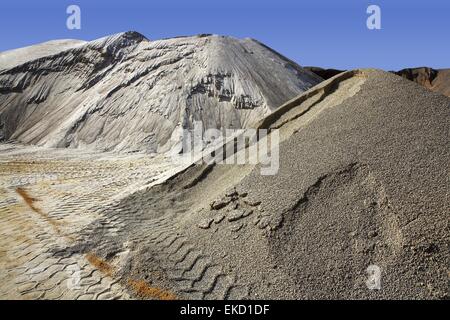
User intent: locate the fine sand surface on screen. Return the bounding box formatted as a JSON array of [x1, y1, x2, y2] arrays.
[[1, 69, 447, 299]]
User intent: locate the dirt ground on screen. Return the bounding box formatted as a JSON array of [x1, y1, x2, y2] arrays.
[[0, 143, 177, 299]]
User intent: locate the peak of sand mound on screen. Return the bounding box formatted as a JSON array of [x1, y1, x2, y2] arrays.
[[0, 33, 321, 152], [87, 69, 449, 299]]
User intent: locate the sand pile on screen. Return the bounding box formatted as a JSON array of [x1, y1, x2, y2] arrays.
[[0, 32, 321, 153], [76, 69, 449, 299]]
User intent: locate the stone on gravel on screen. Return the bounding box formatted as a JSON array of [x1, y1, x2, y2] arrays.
[[227, 210, 245, 222], [198, 218, 214, 229], [244, 199, 261, 207]]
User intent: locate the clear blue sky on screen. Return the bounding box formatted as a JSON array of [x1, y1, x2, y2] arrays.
[[0, 0, 448, 70]]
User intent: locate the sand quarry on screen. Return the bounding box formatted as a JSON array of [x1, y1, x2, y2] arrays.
[[0, 33, 448, 300]]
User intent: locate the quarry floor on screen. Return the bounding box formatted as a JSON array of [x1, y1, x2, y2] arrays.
[[0, 143, 177, 300]]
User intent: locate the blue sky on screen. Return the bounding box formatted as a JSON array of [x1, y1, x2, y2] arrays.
[[0, 0, 449, 70]]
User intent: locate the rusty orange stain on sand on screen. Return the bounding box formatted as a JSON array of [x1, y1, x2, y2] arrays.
[[84, 253, 176, 300], [15, 187, 64, 234], [128, 279, 177, 300], [85, 252, 114, 276]]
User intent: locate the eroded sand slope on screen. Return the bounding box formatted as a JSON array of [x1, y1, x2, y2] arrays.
[[0, 32, 321, 152]]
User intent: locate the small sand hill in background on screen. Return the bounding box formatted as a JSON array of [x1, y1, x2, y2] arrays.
[[305, 66, 450, 98]]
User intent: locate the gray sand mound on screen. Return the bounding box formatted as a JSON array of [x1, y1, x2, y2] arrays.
[[0, 32, 321, 152], [74, 69, 449, 299]]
